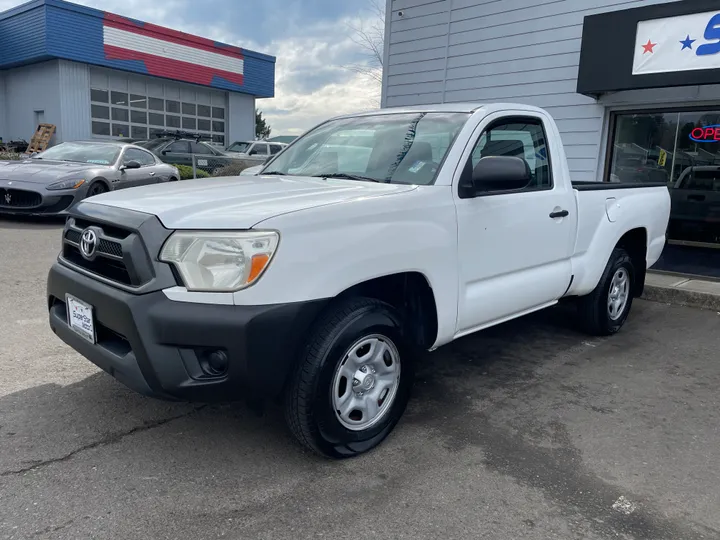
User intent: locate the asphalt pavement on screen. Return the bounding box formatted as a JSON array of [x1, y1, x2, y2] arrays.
[[1, 217, 719, 540]]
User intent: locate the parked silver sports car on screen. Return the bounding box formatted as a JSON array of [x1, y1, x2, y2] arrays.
[[0, 141, 180, 216]]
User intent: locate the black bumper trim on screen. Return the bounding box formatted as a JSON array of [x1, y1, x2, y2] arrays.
[[48, 262, 327, 401]]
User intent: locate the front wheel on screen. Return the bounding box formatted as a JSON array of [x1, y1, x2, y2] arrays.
[[284, 297, 414, 458], [576, 247, 636, 336], [85, 181, 108, 198]]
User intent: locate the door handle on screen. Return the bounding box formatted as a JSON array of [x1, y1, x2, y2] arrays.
[[687, 194, 705, 202], [549, 210, 569, 218]]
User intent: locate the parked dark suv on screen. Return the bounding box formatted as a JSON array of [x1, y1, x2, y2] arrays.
[[136, 132, 228, 169]]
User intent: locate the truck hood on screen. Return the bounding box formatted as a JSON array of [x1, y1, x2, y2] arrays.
[[87, 174, 417, 229], [0, 159, 108, 184]]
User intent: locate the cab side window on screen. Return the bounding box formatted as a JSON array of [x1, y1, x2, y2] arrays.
[[469, 117, 553, 192], [166, 141, 190, 154], [250, 143, 269, 156], [191, 142, 214, 155]]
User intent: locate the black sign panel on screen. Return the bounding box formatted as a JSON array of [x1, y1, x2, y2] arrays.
[[577, 0, 720, 96]]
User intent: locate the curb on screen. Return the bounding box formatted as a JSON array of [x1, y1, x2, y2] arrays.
[[642, 273, 720, 312]]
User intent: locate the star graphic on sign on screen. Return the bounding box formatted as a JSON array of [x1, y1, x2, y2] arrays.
[[642, 39, 657, 54], [680, 35, 696, 50]]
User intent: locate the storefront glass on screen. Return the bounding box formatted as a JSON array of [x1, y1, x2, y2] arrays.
[[609, 110, 720, 278]]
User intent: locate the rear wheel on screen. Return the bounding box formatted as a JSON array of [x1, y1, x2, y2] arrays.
[[284, 297, 414, 458], [577, 247, 635, 336]]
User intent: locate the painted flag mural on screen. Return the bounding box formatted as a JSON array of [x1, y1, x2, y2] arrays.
[[102, 14, 245, 88], [633, 10, 720, 75]]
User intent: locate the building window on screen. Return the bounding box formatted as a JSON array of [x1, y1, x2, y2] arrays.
[[111, 91, 128, 106], [90, 86, 226, 142], [609, 110, 720, 249], [92, 121, 110, 136], [149, 97, 164, 111], [165, 100, 180, 114], [91, 89, 109, 103], [130, 95, 147, 109], [112, 108, 129, 122], [112, 123, 130, 137], [91, 105, 109, 120]]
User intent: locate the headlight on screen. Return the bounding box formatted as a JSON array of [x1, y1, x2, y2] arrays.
[[159, 231, 279, 292], [47, 179, 85, 191]]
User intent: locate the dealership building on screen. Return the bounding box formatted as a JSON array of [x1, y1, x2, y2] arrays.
[[0, 0, 275, 147], [383, 0, 720, 279]]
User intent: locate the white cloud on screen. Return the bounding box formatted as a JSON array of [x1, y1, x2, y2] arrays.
[[0, 0, 383, 136]]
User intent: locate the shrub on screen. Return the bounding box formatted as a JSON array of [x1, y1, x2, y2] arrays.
[[211, 160, 256, 177], [0, 152, 23, 161], [175, 164, 210, 180]]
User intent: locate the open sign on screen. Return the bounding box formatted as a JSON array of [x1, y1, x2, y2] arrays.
[[689, 125, 720, 143]]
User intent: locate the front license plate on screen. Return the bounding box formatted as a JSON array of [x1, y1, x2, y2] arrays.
[[66, 294, 95, 343]]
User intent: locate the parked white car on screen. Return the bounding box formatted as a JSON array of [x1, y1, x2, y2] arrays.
[[224, 140, 286, 161], [47, 103, 670, 458]]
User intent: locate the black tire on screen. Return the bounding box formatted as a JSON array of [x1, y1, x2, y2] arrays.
[[86, 181, 108, 198], [284, 297, 414, 459], [169, 177, 178, 182], [577, 247, 636, 336]]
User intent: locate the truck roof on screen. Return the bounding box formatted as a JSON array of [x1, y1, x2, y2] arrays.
[[332, 102, 548, 120]]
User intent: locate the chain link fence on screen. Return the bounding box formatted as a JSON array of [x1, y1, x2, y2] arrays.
[[176, 155, 266, 180]]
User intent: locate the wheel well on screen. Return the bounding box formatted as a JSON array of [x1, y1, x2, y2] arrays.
[[616, 228, 647, 297], [89, 177, 110, 190], [338, 272, 439, 350]]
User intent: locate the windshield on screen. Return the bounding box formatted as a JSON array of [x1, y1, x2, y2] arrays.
[[261, 112, 470, 185], [34, 142, 121, 165], [227, 142, 251, 153]]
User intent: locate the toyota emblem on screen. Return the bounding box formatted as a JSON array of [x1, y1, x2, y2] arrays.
[[4, 193, 10, 204], [80, 229, 98, 259]]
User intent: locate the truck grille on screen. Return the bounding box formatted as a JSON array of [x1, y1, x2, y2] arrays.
[[0, 188, 42, 208], [62, 218, 151, 287]]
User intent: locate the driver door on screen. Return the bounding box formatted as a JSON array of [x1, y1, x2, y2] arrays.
[[453, 111, 576, 335]]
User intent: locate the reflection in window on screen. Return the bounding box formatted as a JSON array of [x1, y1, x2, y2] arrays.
[[611, 111, 720, 246]]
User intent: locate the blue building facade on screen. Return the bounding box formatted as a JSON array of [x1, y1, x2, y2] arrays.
[[0, 0, 276, 145]]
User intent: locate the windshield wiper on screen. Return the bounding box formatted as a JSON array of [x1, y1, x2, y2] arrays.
[[261, 171, 287, 175], [314, 173, 381, 183]]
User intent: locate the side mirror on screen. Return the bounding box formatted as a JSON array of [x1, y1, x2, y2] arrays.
[[161, 149, 169, 155], [468, 156, 531, 194], [121, 160, 141, 170]]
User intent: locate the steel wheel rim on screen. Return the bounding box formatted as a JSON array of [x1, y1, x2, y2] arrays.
[[607, 268, 630, 321], [331, 334, 401, 431]]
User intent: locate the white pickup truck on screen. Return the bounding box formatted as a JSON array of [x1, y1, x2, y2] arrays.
[[47, 103, 670, 458]]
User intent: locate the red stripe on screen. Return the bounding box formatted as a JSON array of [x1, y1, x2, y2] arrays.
[[104, 45, 244, 86], [103, 13, 244, 60]]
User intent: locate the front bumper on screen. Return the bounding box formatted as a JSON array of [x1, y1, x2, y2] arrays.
[[47, 262, 326, 401], [0, 181, 81, 215]]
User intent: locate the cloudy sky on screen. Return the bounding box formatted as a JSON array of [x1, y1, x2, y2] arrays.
[[0, 0, 385, 135]]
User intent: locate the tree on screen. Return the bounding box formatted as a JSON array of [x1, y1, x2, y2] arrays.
[[346, 0, 385, 106], [256, 110, 271, 139]]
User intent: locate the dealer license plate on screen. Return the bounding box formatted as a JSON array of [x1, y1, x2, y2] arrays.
[[66, 294, 95, 343]]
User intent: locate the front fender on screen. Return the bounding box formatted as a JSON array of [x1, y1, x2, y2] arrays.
[[233, 186, 460, 347]]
